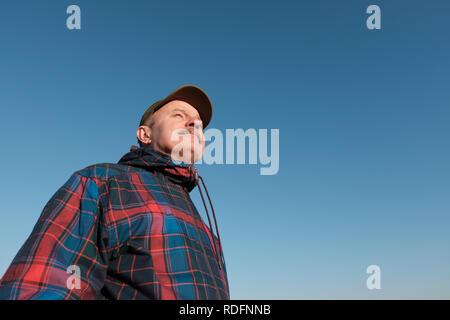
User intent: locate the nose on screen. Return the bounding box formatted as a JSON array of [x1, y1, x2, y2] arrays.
[[187, 118, 203, 132]]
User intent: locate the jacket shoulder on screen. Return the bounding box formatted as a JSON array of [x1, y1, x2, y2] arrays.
[[74, 162, 135, 181]]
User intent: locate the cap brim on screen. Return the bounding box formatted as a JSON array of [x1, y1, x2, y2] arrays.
[[163, 85, 213, 128]]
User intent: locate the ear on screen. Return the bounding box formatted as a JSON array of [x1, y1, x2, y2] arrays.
[[136, 125, 152, 145]]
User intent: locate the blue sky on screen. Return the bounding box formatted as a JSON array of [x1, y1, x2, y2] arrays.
[[0, 0, 449, 299]]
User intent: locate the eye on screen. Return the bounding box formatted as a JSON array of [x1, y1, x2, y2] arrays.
[[174, 113, 183, 118]]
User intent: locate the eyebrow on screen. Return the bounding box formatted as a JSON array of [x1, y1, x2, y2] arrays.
[[171, 108, 201, 120]]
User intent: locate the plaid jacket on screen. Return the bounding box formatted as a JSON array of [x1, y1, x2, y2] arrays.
[[0, 146, 230, 300]]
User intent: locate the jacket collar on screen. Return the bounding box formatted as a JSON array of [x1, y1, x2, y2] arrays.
[[117, 145, 199, 192]]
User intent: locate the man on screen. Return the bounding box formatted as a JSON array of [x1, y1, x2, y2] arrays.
[[0, 85, 230, 300]]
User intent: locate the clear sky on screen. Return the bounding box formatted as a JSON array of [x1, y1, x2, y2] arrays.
[[0, 0, 449, 299]]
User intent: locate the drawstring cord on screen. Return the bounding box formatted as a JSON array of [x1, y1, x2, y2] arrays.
[[191, 167, 224, 270]]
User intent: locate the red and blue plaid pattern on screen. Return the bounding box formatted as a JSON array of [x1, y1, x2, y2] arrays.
[[0, 146, 230, 299]]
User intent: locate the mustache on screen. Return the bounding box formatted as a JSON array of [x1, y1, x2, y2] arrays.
[[177, 129, 203, 143]]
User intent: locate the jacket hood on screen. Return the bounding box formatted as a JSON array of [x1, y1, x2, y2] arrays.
[[117, 145, 199, 192]]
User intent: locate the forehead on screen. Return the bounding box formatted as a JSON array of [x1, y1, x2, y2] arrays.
[[159, 100, 200, 116]]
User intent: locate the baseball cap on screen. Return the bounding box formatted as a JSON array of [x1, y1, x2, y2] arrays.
[[139, 85, 213, 128]]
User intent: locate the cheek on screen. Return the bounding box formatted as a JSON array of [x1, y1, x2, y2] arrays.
[[162, 126, 183, 147]]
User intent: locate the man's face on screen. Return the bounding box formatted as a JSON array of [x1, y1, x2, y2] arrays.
[[138, 100, 205, 164]]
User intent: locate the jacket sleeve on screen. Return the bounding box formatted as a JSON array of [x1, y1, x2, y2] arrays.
[[0, 172, 110, 300]]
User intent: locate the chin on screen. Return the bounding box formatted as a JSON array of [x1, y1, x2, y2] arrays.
[[170, 142, 204, 164], [191, 152, 204, 164], [185, 146, 204, 164]]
